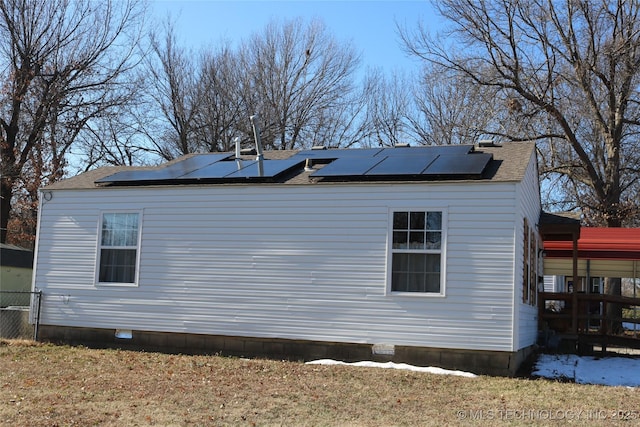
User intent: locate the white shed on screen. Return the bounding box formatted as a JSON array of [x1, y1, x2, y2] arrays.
[[32, 142, 542, 375]]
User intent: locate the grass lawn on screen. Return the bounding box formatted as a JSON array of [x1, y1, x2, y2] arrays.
[[0, 340, 638, 426]]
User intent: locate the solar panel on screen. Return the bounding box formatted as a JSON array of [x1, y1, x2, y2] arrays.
[[365, 154, 437, 176], [422, 153, 493, 176], [178, 159, 256, 180], [310, 156, 384, 178], [95, 153, 232, 184], [96, 145, 494, 186], [377, 145, 473, 157], [294, 148, 383, 160], [167, 153, 233, 175], [225, 158, 305, 179]]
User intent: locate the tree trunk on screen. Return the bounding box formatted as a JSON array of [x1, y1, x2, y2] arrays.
[[0, 178, 13, 243], [604, 277, 623, 334], [603, 199, 623, 335]]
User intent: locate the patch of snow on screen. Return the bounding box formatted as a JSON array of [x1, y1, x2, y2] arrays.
[[533, 354, 640, 387], [305, 359, 477, 378], [307, 355, 640, 387]]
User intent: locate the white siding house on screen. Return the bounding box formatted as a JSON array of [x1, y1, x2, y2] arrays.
[[32, 142, 541, 375]]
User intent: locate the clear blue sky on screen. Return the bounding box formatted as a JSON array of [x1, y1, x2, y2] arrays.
[[149, 1, 439, 75]]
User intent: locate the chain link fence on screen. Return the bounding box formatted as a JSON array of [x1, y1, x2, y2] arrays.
[[0, 291, 42, 340]]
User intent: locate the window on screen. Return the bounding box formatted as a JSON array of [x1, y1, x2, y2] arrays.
[[97, 212, 141, 285], [523, 218, 529, 303], [390, 210, 443, 294], [522, 217, 539, 305]]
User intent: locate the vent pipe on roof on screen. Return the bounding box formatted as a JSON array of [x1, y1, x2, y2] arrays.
[[249, 115, 264, 162], [234, 137, 241, 159], [249, 114, 264, 176], [304, 158, 314, 171], [234, 136, 243, 170], [478, 139, 501, 147]]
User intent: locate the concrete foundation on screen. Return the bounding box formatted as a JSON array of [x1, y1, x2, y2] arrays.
[[38, 325, 532, 376]]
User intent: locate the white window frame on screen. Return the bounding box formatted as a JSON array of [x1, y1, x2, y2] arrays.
[[95, 210, 142, 287], [386, 208, 447, 297]]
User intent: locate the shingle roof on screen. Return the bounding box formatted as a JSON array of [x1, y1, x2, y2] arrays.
[[44, 142, 536, 190]]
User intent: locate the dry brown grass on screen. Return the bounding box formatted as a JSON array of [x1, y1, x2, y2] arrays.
[[0, 339, 638, 426]]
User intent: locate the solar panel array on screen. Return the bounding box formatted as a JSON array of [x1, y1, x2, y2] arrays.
[[95, 144, 494, 186], [96, 154, 306, 185], [306, 145, 493, 180]]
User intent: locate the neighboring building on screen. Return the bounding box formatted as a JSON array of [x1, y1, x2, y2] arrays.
[[32, 142, 542, 376], [0, 244, 34, 338], [544, 228, 640, 288], [544, 226, 640, 321], [0, 243, 34, 306]]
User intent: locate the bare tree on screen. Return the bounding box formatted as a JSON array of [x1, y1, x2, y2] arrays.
[[143, 18, 362, 155], [361, 64, 505, 148], [410, 64, 502, 146], [303, 86, 369, 149], [0, 0, 144, 243], [402, 0, 640, 331], [402, 0, 640, 228], [144, 21, 202, 160], [361, 69, 412, 147], [71, 108, 153, 171], [196, 46, 248, 152], [238, 18, 361, 150]]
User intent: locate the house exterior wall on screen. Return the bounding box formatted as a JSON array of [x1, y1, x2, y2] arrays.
[[34, 179, 524, 353], [514, 150, 542, 350]]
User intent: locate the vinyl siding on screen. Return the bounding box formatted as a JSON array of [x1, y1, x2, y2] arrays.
[[34, 180, 521, 352], [514, 150, 542, 350]]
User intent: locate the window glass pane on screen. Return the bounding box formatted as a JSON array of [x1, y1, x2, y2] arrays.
[[393, 231, 408, 249], [124, 226, 138, 246], [427, 212, 442, 230], [392, 253, 409, 271], [409, 231, 425, 249], [425, 254, 441, 273], [425, 273, 441, 292], [101, 213, 113, 245], [392, 272, 407, 292], [409, 212, 425, 230], [406, 273, 424, 292], [99, 249, 136, 283], [101, 229, 112, 246], [393, 211, 408, 230], [123, 213, 139, 246], [101, 213, 139, 247], [426, 232, 441, 249], [407, 253, 426, 273], [113, 228, 128, 246], [391, 253, 441, 293]]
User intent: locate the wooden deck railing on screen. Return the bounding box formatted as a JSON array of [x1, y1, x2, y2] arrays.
[[538, 291, 640, 352]]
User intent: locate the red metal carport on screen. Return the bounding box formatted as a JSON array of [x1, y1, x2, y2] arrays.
[[540, 225, 640, 351], [544, 228, 640, 280]]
